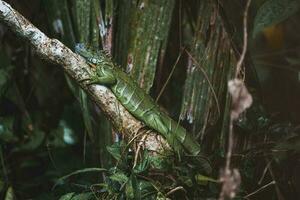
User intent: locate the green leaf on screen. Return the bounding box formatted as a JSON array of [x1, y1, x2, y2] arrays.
[[109, 171, 128, 184], [138, 180, 156, 198], [178, 176, 193, 187], [194, 174, 218, 186], [58, 193, 75, 200], [156, 192, 170, 200], [15, 130, 45, 151], [58, 192, 94, 200], [78, 90, 94, 141], [125, 175, 135, 199], [107, 141, 125, 161], [53, 168, 107, 189], [133, 151, 150, 174], [253, 0, 300, 37], [4, 187, 15, 200], [149, 154, 172, 170], [70, 192, 94, 200], [132, 175, 141, 199], [196, 156, 212, 174]]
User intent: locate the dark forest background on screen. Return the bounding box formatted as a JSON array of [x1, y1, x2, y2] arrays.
[[0, 0, 300, 199]]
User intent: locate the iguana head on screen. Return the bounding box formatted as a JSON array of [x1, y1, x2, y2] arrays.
[[75, 43, 100, 67], [75, 43, 110, 67]]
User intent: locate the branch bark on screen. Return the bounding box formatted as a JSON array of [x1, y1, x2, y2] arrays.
[[0, 0, 168, 153]]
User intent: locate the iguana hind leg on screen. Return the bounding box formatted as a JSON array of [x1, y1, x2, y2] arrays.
[[150, 113, 181, 153]]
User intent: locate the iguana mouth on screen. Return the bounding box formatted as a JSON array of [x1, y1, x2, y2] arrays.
[[88, 63, 97, 69], [75, 43, 97, 69]]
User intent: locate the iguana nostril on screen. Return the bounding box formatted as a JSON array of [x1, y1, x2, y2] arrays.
[[75, 43, 85, 53]]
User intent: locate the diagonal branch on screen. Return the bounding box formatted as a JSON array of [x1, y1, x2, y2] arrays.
[[0, 0, 168, 152]]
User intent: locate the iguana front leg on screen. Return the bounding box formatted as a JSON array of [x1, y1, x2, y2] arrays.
[[80, 67, 116, 86]]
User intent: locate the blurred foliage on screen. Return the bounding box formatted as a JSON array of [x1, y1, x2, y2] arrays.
[[0, 0, 300, 199], [253, 0, 300, 37]]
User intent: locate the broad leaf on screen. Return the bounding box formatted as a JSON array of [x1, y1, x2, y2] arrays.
[[14, 130, 45, 152], [107, 141, 126, 161], [58, 193, 75, 200], [195, 174, 218, 186], [133, 151, 150, 174], [53, 168, 107, 189], [109, 171, 128, 184], [4, 187, 15, 200], [125, 175, 135, 199], [253, 0, 300, 37], [58, 192, 94, 200]]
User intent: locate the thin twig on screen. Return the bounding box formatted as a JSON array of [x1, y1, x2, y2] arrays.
[[0, 146, 8, 182], [156, 49, 183, 102], [258, 160, 272, 185], [266, 158, 285, 200], [83, 129, 87, 164], [166, 186, 186, 196], [46, 143, 59, 171], [235, 0, 251, 78], [133, 134, 148, 168], [244, 181, 276, 199], [226, 0, 251, 177], [219, 1, 252, 199], [225, 117, 234, 170]]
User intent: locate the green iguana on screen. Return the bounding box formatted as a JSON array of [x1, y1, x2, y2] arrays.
[[75, 44, 200, 155]]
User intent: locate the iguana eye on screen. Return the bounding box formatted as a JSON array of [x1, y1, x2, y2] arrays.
[[90, 58, 97, 64]]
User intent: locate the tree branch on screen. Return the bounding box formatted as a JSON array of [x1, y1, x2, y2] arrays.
[[0, 0, 168, 152]]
